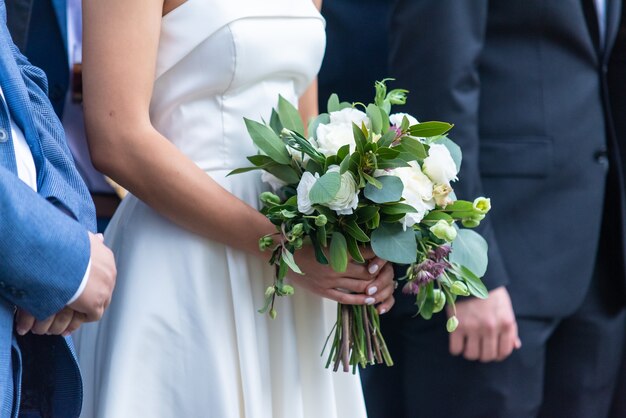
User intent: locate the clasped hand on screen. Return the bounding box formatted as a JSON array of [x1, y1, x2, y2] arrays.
[[290, 246, 395, 314]]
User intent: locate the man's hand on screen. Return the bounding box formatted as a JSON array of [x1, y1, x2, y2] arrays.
[[448, 286, 521, 362], [15, 307, 87, 337], [68, 232, 116, 322]]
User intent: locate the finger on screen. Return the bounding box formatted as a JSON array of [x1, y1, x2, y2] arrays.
[[366, 257, 388, 276], [31, 315, 56, 335], [331, 277, 373, 294], [358, 247, 376, 260], [376, 295, 395, 315], [15, 310, 36, 336], [62, 312, 88, 337], [479, 331, 499, 362], [515, 337, 522, 349], [449, 330, 465, 356], [343, 262, 373, 280], [496, 330, 516, 361], [324, 288, 378, 305], [365, 264, 394, 298], [47, 308, 75, 335], [463, 334, 481, 361], [96, 233, 104, 241]]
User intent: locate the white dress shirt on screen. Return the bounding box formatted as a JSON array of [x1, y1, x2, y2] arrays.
[[594, 0, 607, 48], [0, 85, 90, 305]]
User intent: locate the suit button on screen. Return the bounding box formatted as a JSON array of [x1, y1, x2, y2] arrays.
[[0, 128, 8, 142], [594, 149, 609, 164]]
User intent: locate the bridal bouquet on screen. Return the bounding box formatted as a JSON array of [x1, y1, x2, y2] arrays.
[[230, 80, 490, 372]]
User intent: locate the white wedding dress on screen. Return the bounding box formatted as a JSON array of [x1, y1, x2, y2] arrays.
[[74, 1, 367, 417]]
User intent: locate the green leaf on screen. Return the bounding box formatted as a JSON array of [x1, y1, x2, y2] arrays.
[[308, 113, 330, 141], [376, 147, 400, 160], [376, 158, 411, 170], [434, 137, 462, 172], [364, 175, 404, 203], [370, 222, 417, 264], [408, 121, 453, 138], [380, 203, 417, 215], [269, 109, 283, 135], [282, 248, 303, 274], [310, 232, 329, 264], [316, 223, 328, 248], [353, 123, 367, 155], [337, 144, 351, 161], [454, 263, 488, 299], [244, 118, 291, 164], [450, 229, 489, 277], [422, 211, 454, 223], [443, 200, 474, 212], [346, 234, 365, 263], [264, 165, 301, 185], [419, 282, 435, 320], [377, 130, 397, 148], [248, 154, 276, 166], [309, 171, 341, 204], [330, 232, 349, 272], [278, 95, 305, 135], [343, 219, 370, 242], [399, 136, 427, 160], [227, 166, 264, 176], [367, 104, 383, 134], [327, 94, 341, 113], [356, 206, 379, 223], [361, 171, 382, 189], [339, 151, 352, 174]]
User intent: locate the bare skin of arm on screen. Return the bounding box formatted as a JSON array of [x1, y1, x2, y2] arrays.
[[80, 0, 395, 311]]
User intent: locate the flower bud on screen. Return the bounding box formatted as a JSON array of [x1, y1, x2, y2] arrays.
[[269, 308, 277, 320], [260, 191, 281, 205], [432, 289, 446, 313], [258, 236, 274, 251], [462, 218, 481, 228], [447, 316, 459, 333], [282, 284, 295, 296], [315, 214, 328, 226], [265, 286, 276, 298], [291, 223, 304, 236], [430, 220, 457, 242], [293, 238, 303, 249], [387, 89, 408, 105], [450, 281, 470, 296], [433, 184, 453, 207], [473, 197, 491, 214]]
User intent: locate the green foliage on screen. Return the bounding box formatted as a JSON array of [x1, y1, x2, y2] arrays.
[[330, 232, 349, 272], [364, 175, 404, 204], [278, 95, 305, 135], [244, 118, 291, 164], [309, 171, 341, 204], [371, 222, 417, 264], [450, 229, 489, 277]]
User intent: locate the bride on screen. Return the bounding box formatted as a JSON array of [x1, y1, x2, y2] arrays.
[[74, 0, 396, 416]]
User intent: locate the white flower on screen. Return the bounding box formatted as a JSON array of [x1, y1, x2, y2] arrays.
[[387, 161, 435, 229], [422, 144, 458, 185], [296, 171, 318, 215], [261, 171, 287, 192], [315, 108, 370, 156], [389, 112, 419, 128], [326, 165, 359, 215]]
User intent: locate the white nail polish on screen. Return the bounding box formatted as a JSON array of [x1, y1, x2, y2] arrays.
[[367, 286, 378, 296], [380, 309, 387, 315], [368, 264, 379, 274], [365, 297, 375, 305]]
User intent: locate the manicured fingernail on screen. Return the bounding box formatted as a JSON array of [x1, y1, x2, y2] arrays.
[[367, 286, 378, 296], [62, 331, 71, 337], [379, 308, 387, 315], [368, 264, 379, 274], [16, 328, 26, 336], [365, 297, 375, 305]]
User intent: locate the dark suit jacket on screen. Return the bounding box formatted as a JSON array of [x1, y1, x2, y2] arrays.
[[6, 0, 69, 118], [389, 0, 626, 317]]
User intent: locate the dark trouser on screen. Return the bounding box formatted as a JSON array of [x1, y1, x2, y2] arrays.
[[362, 255, 626, 418]]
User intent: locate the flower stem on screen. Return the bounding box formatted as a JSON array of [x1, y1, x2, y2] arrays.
[[341, 304, 351, 372]]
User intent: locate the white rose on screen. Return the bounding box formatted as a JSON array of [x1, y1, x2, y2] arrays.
[[389, 161, 435, 229], [325, 165, 359, 215], [296, 171, 318, 215], [389, 112, 419, 128], [315, 108, 370, 156], [261, 171, 287, 192], [422, 143, 458, 185]]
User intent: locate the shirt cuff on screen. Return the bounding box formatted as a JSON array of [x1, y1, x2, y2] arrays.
[[67, 257, 91, 305]]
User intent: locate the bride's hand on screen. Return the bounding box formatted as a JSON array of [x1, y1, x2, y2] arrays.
[[289, 246, 396, 314]]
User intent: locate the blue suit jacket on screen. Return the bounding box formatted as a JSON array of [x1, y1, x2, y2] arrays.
[[0, 0, 94, 416]]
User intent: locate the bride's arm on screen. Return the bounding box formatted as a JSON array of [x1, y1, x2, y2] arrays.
[[82, 0, 395, 310]]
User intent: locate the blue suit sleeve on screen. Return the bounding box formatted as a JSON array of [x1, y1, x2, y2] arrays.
[[389, 0, 509, 290]]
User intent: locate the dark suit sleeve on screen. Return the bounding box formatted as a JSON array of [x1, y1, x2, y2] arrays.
[[389, 0, 509, 289]]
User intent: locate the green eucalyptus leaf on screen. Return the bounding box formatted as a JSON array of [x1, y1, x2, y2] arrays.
[[370, 222, 417, 264], [278, 95, 305, 135], [450, 229, 489, 277], [330, 232, 349, 272], [309, 171, 341, 204], [364, 175, 404, 203], [244, 118, 291, 164], [308, 113, 330, 141], [409, 121, 453, 138], [327, 94, 341, 113], [356, 206, 379, 223], [380, 203, 417, 215]]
